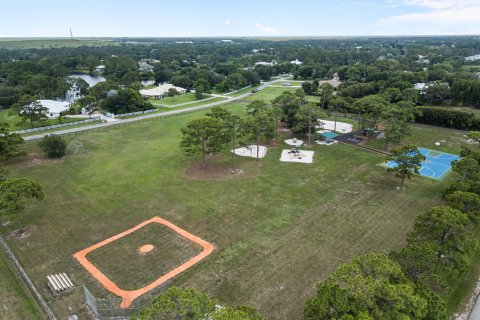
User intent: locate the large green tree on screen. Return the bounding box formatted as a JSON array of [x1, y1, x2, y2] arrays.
[[293, 103, 325, 146], [385, 145, 426, 189], [445, 191, 480, 221], [101, 88, 152, 114], [21, 100, 48, 128], [382, 102, 416, 150], [180, 117, 224, 168], [393, 206, 475, 294], [353, 95, 389, 139], [391, 244, 452, 292], [407, 206, 474, 268], [77, 95, 99, 118], [245, 101, 276, 160], [0, 122, 24, 163], [133, 287, 262, 320], [304, 254, 431, 320], [318, 82, 334, 109], [206, 107, 246, 172], [0, 178, 44, 219]]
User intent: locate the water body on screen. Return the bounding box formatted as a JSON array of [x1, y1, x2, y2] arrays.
[[70, 74, 106, 87], [66, 74, 106, 102]]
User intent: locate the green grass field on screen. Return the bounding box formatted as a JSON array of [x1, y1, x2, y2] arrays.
[[0, 38, 112, 49], [0, 249, 42, 319], [245, 86, 299, 102], [149, 97, 227, 112], [148, 93, 202, 106], [363, 123, 467, 154], [1, 102, 459, 319]]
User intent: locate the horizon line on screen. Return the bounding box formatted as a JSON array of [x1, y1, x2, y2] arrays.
[[1, 34, 480, 40]]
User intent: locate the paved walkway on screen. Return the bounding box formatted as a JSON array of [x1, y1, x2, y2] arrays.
[[469, 292, 480, 320], [23, 80, 277, 141]]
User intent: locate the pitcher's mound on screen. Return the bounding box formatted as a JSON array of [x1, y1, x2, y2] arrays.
[[138, 244, 154, 255]]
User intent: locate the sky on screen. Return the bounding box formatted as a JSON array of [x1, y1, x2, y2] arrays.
[[1, 0, 480, 37]]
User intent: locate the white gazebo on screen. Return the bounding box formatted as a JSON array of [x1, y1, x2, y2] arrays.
[[139, 84, 187, 99]]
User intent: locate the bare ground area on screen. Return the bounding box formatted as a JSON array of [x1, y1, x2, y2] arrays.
[[184, 156, 261, 180]]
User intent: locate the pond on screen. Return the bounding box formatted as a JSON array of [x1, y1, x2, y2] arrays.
[[66, 74, 106, 102], [70, 74, 106, 87]]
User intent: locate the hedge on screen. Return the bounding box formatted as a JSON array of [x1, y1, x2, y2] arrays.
[[415, 107, 480, 130]]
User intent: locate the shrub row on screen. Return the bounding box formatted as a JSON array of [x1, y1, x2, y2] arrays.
[[415, 107, 480, 130]]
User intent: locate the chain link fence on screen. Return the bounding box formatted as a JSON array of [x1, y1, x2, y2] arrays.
[[83, 285, 158, 320], [0, 234, 56, 320]]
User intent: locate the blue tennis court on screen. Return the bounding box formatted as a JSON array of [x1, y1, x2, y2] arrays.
[[385, 147, 460, 180]]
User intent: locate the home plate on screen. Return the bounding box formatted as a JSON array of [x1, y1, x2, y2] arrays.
[[232, 145, 268, 158], [280, 149, 314, 163]]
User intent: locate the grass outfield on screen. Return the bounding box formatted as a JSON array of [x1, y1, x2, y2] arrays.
[[0, 103, 457, 319], [0, 249, 42, 319]]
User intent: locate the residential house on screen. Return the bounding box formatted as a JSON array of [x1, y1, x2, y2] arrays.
[[139, 84, 187, 100]]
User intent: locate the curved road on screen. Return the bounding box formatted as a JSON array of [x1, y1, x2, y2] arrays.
[[23, 80, 278, 141]]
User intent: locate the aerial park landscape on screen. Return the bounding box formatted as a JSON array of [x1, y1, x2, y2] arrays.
[[2, 1, 480, 320]]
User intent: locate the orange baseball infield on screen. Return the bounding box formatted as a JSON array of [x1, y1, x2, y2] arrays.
[[73, 216, 214, 308]]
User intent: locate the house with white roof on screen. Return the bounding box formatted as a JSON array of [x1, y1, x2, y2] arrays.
[[139, 61, 154, 73], [139, 84, 187, 99], [95, 65, 105, 73], [255, 61, 277, 67], [465, 54, 480, 62], [23, 100, 71, 119], [290, 59, 303, 65], [414, 83, 428, 91]]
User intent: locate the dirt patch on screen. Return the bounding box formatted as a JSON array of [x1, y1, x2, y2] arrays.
[[7, 152, 62, 170], [184, 158, 261, 181], [9, 225, 37, 239]]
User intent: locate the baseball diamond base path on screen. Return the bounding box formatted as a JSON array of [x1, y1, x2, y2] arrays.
[[73, 216, 214, 308]]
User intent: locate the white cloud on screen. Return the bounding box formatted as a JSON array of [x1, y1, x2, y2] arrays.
[[405, 0, 480, 9], [254, 22, 280, 34], [379, 0, 480, 31], [225, 19, 231, 25]]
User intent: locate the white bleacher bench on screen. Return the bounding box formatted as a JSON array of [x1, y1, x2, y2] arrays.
[[47, 273, 74, 295]]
